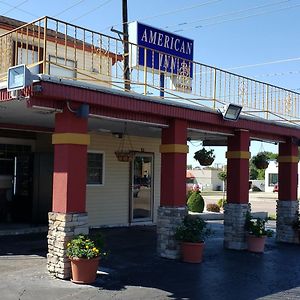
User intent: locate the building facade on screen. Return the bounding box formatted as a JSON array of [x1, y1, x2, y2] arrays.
[[1, 15, 300, 279]]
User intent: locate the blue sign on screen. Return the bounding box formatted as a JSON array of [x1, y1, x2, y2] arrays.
[[129, 22, 194, 78]]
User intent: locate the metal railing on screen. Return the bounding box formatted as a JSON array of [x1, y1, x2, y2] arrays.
[[0, 16, 299, 125]]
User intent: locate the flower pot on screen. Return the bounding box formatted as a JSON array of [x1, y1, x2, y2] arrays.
[[197, 157, 214, 166], [70, 257, 100, 284], [247, 235, 266, 253], [181, 242, 204, 263], [254, 161, 269, 170]]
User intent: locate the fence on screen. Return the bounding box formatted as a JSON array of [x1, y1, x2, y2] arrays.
[[0, 16, 299, 124]]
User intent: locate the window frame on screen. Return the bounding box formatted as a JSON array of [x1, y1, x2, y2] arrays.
[[268, 173, 278, 186], [48, 55, 77, 79], [86, 150, 105, 186]]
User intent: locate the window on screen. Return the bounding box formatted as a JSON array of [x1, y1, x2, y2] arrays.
[[268, 173, 278, 186], [87, 152, 104, 185], [17, 46, 40, 74], [49, 56, 76, 79]]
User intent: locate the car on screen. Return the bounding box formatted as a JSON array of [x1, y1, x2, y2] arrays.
[[273, 183, 278, 192]]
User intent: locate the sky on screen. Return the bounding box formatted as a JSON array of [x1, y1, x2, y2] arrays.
[[0, 0, 298, 166]]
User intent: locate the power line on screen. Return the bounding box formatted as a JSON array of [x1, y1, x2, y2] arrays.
[[166, 0, 289, 29], [254, 70, 300, 78], [70, 0, 114, 22], [227, 57, 300, 71], [174, 2, 300, 32], [53, 0, 86, 18], [101, 0, 221, 32], [0, 0, 37, 17], [1, 0, 29, 15]]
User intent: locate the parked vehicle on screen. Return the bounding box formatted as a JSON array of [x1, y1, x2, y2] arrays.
[[273, 183, 278, 192]]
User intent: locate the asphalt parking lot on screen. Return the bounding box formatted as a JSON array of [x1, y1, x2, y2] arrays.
[[204, 191, 279, 216], [1, 222, 300, 300]]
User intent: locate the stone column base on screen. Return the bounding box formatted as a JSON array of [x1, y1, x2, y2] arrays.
[[276, 200, 299, 243], [157, 206, 187, 259], [47, 212, 89, 279], [224, 203, 249, 250]]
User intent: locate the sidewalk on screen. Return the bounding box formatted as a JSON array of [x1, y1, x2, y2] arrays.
[[1, 222, 300, 300]]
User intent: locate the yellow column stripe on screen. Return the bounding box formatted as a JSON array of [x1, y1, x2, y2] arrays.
[[226, 151, 250, 159], [52, 133, 90, 145], [277, 156, 299, 163], [160, 144, 189, 154]]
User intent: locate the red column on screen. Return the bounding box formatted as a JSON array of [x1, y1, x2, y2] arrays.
[[52, 107, 90, 213], [226, 130, 250, 204], [278, 139, 298, 201], [160, 119, 188, 207]]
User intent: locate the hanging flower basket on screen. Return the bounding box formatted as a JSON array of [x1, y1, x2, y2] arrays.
[[194, 148, 215, 166], [115, 151, 134, 162], [252, 152, 269, 169], [114, 124, 135, 162]]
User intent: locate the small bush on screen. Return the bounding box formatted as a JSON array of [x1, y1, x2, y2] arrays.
[[217, 198, 227, 208], [206, 203, 220, 212], [186, 190, 193, 201], [187, 191, 205, 213]]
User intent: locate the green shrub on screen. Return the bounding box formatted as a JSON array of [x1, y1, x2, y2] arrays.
[[206, 203, 220, 212], [217, 198, 227, 208], [187, 191, 205, 213], [186, 190, 193, 201], [174, 215, 210, 243]]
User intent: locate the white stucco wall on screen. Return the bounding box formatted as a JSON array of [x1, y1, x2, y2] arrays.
[[265, 160, 300, 193]]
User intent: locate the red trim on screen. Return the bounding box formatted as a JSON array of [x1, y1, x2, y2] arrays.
[[34, 81, 300, 141], [278, 141, 298, 201], [52, 109, 88, 213], [160, 119, 187, 207], [227, 131, 250, 204]]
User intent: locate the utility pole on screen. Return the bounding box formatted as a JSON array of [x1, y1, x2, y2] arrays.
[[122, 0, 130, 91]]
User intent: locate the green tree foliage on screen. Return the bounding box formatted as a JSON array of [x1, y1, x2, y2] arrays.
[[217, 171, 227, 182], [250, 151, 277, 180]]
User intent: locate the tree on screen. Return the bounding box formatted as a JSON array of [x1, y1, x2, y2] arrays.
[[218, 170, 227, 200], [250, 151, 277, 180]]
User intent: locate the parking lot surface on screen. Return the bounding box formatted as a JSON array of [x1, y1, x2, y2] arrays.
[[1, 222, 300, 300]]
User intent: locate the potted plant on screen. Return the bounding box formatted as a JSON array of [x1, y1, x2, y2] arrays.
[[66, 234, 106, 284], [194, 148, 215, 166], [245, 212, 273, 253], [252, 152, 269, 169], [174, 215, 211, 263]]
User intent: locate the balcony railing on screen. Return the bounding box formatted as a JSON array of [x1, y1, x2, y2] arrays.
[[0, 16, 299, 125]]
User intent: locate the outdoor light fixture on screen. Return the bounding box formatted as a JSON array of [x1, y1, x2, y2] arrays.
[[7, 64, 33, 91], [220, 103, 243, 121]]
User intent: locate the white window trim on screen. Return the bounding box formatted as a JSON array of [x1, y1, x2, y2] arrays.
[[86, 150, 105, 187]]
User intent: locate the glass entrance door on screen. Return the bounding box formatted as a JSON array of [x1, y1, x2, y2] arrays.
[[130, 153, 153, 222]]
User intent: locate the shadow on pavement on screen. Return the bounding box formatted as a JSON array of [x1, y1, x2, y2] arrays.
[[1, 224, 300, 299]]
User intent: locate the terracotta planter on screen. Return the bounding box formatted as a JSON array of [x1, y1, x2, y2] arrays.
[[247, 235, 266, 253], [181, 242, 204, 263], [70, 256, 100, 284]]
